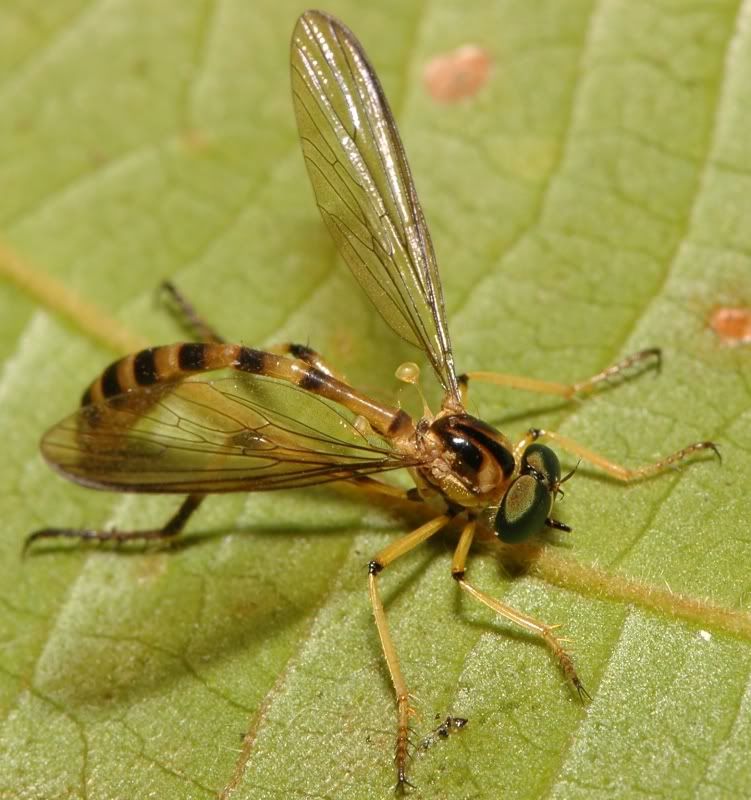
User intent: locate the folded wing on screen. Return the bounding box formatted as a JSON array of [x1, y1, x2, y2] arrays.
[[42, 374, 417, 493]]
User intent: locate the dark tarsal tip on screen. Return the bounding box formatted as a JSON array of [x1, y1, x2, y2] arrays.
[[704, 441, 722, 463], [575, 679, 592, 703], [646, 347, 662, 374]]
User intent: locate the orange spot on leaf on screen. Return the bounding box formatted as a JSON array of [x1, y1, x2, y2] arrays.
[[423, 45, 491, 103], [709, 306, 751, 345], [181, 129, 211, 154]]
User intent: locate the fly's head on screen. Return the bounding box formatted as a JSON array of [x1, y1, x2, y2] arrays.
[[420, 415, 571, 541], [493, 443, 571, 543]]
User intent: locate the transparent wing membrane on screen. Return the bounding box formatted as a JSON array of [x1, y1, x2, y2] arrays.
[[42, 375, 417, 493], [291, 10, 460, 402]]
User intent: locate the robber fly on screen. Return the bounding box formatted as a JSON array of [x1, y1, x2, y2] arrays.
[[27, 9, 719, 790]]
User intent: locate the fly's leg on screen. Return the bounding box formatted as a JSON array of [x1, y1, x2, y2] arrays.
[[344, 477, 423, 503], [516, 428, 720, 481], [459, 348, 662, 401], [24, 494, 205, 554], [369, 513, 454, 790], [25, 477, 420, 553], [161, 280, 226, 343], [451, 519, 589, 700]]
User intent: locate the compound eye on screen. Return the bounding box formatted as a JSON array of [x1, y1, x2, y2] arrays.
[[494, 474, 552, 543], [522, 443, 561, 488]]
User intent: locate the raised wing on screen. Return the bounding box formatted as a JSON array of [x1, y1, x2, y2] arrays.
[[41, 374, 418, 493], [291, 10, 460, 403]]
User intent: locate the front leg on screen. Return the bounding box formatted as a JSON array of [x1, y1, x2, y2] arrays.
[[515, 428, 720, 482], [451, 520, 589, 700], [458, 348, 661, 403]]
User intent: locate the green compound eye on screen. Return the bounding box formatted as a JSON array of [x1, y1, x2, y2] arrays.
[[495, 474, 552, 543], [522, 443, 561, 488], [494, 444, 563, 543]]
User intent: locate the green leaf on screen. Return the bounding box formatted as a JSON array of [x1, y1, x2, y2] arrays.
[[2, 2, 750, 799]]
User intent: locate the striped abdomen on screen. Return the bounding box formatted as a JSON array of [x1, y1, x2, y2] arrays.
[[82, 342, 413, 440]]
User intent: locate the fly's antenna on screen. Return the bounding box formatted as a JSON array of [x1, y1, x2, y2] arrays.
[[555, 459, 581, 498]]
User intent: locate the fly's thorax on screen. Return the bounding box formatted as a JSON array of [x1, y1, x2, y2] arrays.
[[416, 413, 516, 508]]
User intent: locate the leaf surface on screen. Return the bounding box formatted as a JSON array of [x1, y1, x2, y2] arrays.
[[1, 2, 750, 799]]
